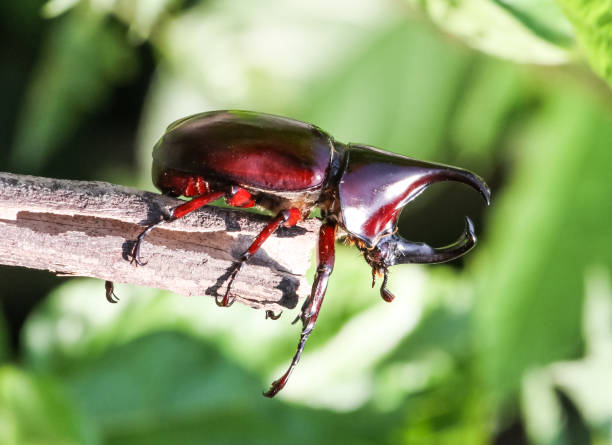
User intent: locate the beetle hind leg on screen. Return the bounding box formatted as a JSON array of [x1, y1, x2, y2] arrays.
[[129, 191, 225, 266], [217, 207, 302, 307], [263, 221, 336, 397]]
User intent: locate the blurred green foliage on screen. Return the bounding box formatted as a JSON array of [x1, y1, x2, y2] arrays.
[[2, 0, 612, 444], [556, 0, 612, 86]]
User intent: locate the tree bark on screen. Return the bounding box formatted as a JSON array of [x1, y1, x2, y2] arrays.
[[0, 172, 320, 311]]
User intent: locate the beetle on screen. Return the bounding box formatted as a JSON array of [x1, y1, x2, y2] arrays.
[[126, 110, 490, 398]]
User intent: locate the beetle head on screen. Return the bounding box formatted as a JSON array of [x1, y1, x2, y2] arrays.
[[337, 144, 490, 300]]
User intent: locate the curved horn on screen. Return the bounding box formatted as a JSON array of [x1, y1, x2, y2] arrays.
[[380, 217, 478, 266], [424, 167, 491, 206]]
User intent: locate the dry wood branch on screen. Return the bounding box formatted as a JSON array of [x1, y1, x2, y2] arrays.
[[0, 172, 320, 311]]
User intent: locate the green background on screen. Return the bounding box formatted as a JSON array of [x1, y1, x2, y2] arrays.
[[2, 1, 612, 443]]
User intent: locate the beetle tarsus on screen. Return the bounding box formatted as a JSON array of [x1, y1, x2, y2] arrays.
[[105, 281, 119, 303], [263, 333, 308, 398], [130, 223, 160, 266], [217, 261, 244, 307], [265, 310, 282, 320]]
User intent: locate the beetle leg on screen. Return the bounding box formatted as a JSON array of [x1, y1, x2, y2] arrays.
[[105, 281, 119, 303], [217, 207, 302, 307], [263, 221, 336, 398], [130, 191, 225, 266]]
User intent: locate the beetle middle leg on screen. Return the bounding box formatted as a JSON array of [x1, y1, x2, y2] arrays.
[[216, 207, 302, 307], [263, 221, 336, 397]]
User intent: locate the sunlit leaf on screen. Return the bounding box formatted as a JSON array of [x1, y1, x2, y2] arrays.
[[494, 0, 574, 46], [556, 0, 612, 88], [408, 0, 572, 64], [549, 268, 612, 433]]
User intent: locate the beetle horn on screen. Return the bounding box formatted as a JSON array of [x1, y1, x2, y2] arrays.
[[380, 217, 478, 266], [405, 164, 491, 207], [433, 167, 491, 206]]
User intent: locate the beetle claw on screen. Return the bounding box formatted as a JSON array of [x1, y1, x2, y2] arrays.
[[217, 262, 244, 307], [263, 378, 285, 398], [215, 291, 236, 307], [130, 253, 148, 267], [265, 310, 282, 320], [379, 271, 394, 302], [105, 281, 120, 303], [130, 224, 159, 266]]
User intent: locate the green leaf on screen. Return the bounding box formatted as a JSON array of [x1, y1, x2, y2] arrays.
[[62, 330, 403, 445], [542, 268, 612, 441], [450, 56, 525, 157], [556, 0, 612, 87], [473, 86, 612, 403], [0, 366, 98, 445], [494, 0, 574, 46], [298, 20, 472, 160], [408, 0, 573, 64]]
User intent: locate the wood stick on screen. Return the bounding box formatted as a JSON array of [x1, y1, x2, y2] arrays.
[[0, 172, 320, 311]]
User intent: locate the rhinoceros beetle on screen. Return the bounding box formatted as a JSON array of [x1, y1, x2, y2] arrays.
[[125, 110, 490, 397]]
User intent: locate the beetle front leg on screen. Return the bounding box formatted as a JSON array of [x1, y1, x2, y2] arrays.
[[217, 207, 301, 307], [263, 221, 336, 398], [130, 191, 225, 266]]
